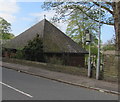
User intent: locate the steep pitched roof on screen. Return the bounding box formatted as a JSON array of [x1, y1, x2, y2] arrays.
[[4, 19, 88, 54]]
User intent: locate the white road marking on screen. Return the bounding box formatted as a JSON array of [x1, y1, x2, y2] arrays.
[[0, 81, 33, 98]]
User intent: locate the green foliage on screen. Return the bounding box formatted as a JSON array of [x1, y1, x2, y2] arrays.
[[103, 45, 115, 51], [91, 45, 98, 55], [66, 9, 99, 49], [0, 17, 11, 33], [42, 2, 114, 25], [0, 17, 15, 39], [13, 50, 24, 59], [42, 2, 103, 56], [102, 35, 116, 51], [2, 33, 14, 39], [23, 34, 44, 62]]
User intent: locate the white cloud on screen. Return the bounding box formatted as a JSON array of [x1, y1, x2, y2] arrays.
[[30, 10, 68, 33], [0, 13, 16, 23], [0, 0, 19, 23]]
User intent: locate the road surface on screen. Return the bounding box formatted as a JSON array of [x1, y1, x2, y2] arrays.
[[1, 67, 118, 100]]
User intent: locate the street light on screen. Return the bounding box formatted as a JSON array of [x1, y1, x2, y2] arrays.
[[96, 1, 101, 80], [86, 30, 91, 42], [85, 29, 92, 78]]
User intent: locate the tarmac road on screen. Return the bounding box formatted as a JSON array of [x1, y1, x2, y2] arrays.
[[1, 67, 118, 100]]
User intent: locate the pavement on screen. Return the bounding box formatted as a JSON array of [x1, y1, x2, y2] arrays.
[[0, 61, 119, 96]]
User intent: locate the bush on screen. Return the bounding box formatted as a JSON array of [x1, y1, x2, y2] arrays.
[[23, 34, 45, 62], [13, 50, 24, 59]]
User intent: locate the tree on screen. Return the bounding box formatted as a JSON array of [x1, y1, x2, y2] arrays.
[[0, 17, 14, 40], [102, 35, 116, 51], [42, 2, 120, 79], [42, 2, 107, 66], [23, 34, 44, 62], [42, 2, 120, 51], [111, 2, 120, 51], [42, 2, 120, 74], [66, 9, 99, 48]]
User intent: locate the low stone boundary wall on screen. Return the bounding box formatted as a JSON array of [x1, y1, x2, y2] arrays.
[[2, 57, 88, 77], [103, 51, 118, 82]]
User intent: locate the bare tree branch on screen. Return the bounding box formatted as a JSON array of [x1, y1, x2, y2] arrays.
[[93, 2, 113, 15], [105, 2, 112, 6], [75, 6, 114, 25]]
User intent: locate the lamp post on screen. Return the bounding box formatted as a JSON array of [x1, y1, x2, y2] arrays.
[[96, 1, 101, 80], [85, 29, 92, 78]]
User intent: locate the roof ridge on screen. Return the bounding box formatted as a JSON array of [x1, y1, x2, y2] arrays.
[[3, 19, 88, 54]]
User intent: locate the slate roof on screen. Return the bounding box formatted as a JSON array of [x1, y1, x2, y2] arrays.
[[3, 19, 88, 54]]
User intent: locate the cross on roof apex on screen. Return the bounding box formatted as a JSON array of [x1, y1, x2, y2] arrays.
[[44, 15, 46, 19]]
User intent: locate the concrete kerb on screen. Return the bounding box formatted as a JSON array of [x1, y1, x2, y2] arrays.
[[1, 64, 120, 96]]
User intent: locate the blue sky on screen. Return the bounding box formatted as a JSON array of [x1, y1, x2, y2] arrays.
[[11, 2, 44, 35], [0, 1, 115, 44]]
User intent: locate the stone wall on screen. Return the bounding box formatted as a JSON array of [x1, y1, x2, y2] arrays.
[[68, 54, 85, 67], [45, 53, 85, 67], [103, 50, 118, 82]]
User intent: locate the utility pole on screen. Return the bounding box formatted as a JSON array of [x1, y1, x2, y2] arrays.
[[96, 1, 101, 80]]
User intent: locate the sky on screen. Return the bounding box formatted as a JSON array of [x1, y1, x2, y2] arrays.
[[0, 1, 115, 44]]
